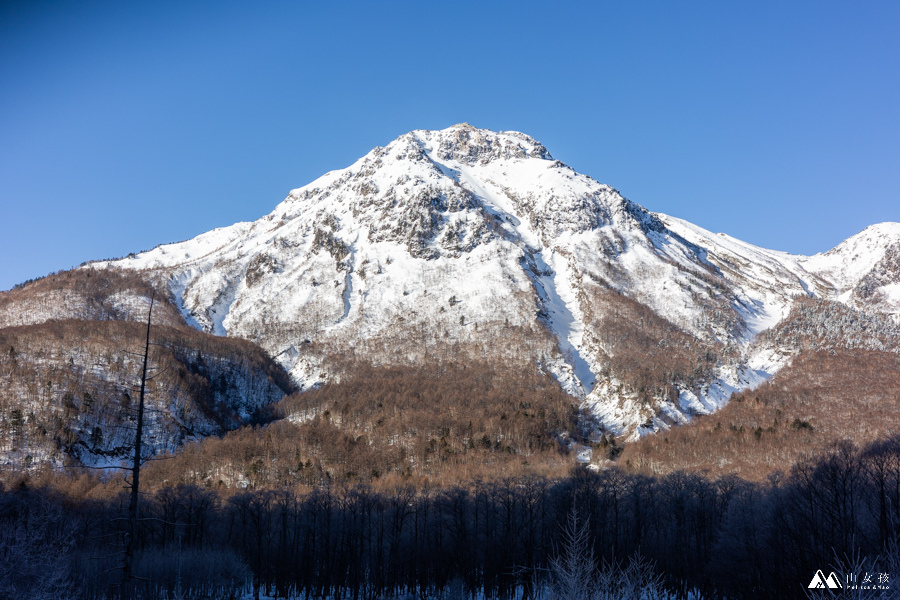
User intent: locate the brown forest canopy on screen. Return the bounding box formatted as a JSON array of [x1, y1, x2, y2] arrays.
[[142, 360, 581, 490], [621, 348, 900, 480]]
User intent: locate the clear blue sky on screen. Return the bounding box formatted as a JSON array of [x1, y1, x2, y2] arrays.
[[2, 1, 898, 291]]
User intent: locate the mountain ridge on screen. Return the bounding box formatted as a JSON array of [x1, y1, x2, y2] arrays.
[[74, 123, 900, 439]]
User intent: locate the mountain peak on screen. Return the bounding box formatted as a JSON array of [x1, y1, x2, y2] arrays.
[[406, 124, 553, 166], [89, 126, 900, 439]]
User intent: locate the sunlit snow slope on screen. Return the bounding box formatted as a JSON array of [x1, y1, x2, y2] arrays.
[[96, 124, 900, 438]]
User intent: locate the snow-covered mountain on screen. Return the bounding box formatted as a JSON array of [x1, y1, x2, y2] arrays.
[[93, 124, 900, 439]]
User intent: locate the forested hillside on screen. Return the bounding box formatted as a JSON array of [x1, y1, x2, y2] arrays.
[[0, 270, 294, 469], [621, 297, 900, 480], [139, 360, 582, 489]]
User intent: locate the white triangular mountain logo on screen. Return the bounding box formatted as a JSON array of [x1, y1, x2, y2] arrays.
[[809, 570, 843, 589]]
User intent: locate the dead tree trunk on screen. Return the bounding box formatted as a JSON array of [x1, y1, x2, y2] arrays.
[[122, 292, 154, 592]]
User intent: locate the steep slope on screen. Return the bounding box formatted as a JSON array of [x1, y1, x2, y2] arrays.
[[88, 124, 900, 439]]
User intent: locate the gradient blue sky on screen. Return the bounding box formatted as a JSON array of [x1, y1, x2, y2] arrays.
[[2, 1, 899, 291]]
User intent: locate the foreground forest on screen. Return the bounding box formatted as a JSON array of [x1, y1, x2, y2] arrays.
[[3, 435, 900, 600]]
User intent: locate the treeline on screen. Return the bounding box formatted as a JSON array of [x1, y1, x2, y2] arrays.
[[3, 435, 900, 600]]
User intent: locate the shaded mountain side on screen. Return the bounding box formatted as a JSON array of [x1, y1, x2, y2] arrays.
[[0, 268, 188, 330], [0, 319, 294, 468], [138, 360, 582, 490], [618, 348, 900, 480]]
